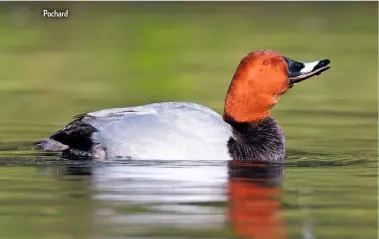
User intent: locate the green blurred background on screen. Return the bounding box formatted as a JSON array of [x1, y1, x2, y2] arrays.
[[0, 2, 377, 239], [0, 2, 377, 156]]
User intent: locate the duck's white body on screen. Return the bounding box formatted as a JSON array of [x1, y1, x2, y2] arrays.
[[86, 102, 233, 160]]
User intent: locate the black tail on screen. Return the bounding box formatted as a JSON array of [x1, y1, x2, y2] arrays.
[[34, 117, 99, 158]]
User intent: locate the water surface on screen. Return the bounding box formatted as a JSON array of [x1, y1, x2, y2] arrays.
[[0, 2, 377, 239]]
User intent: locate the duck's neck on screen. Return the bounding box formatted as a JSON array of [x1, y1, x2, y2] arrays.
[[222, 68, 285, 161], [223, 77, 277, 123], [224, 116, 286, 162]]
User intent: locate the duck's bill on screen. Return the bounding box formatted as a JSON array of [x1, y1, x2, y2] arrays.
[[284, 57, 331, 87]]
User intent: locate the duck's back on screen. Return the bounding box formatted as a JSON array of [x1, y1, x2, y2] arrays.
[[40, 102, 233, 160]]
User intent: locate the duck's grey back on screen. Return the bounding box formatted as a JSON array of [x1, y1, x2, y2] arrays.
[[84, 102, 233, 160]]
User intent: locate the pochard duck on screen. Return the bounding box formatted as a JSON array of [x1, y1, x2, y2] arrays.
[[35, 49, 331, 161]]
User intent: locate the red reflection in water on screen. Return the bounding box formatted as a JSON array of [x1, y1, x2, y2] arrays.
[[227, 161, 286, 239]]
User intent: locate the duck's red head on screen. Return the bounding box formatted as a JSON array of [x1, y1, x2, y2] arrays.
[[224, 49, 331, 123]]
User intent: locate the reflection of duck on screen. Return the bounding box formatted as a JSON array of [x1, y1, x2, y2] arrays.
[[228, 160, 286, 239], [35, 50, 330, 161]]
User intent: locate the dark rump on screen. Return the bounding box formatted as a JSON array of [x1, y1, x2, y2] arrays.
[[34, 116, 98, 157]]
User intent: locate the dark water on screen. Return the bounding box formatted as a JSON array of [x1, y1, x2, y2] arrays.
[[0, 2, 377, 239]]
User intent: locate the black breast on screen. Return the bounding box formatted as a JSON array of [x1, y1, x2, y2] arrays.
[[225, 116, 286, 162]]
